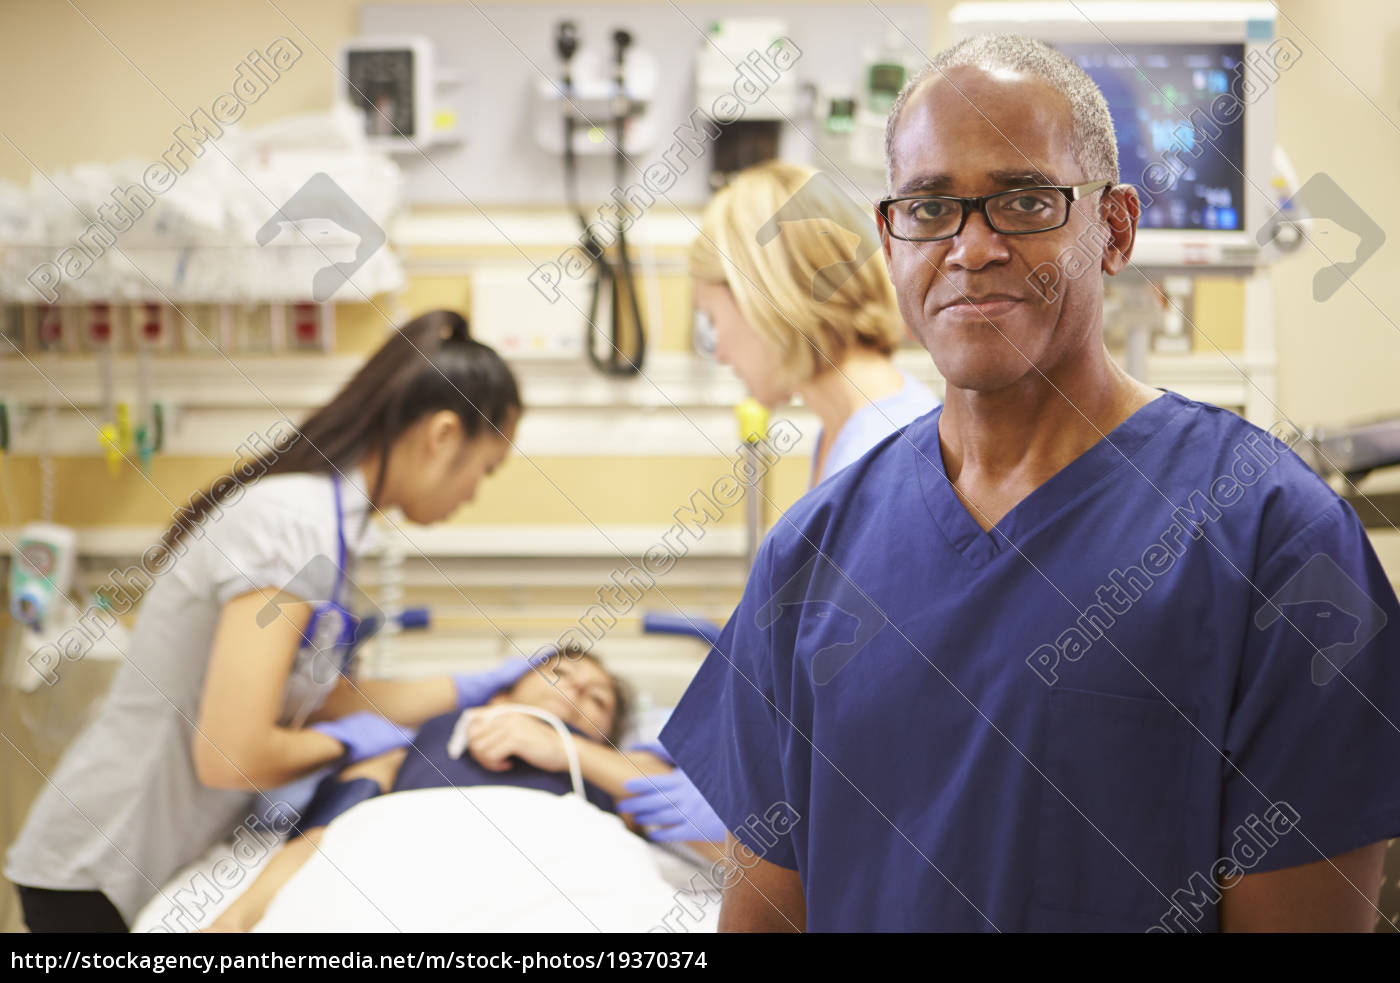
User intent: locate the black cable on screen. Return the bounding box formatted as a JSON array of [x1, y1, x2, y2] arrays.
[[608, 29, 646, 376], [556, 23, 613, 375], [554, 21, 646, 377]]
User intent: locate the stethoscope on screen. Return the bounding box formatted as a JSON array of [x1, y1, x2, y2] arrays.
[[307, 474, 359, 663], [446, 704, 586, 799], [286, 473, 362, 728], [285, 473, 430, 728]]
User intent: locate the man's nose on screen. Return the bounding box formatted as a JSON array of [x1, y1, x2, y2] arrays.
[[943, 209, 1012, 270]]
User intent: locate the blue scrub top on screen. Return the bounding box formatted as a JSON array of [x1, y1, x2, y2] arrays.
[[659, 391, 1400, 932], [810, 371, 939, 486]]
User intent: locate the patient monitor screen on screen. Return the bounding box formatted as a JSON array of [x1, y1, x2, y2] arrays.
[[1055, 43, 1247, 232]]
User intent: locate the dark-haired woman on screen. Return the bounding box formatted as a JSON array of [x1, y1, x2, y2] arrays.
[[6, 310, 530, 933]]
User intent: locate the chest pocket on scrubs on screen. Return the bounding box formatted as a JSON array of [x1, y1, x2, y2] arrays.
[[1031, 687, 1199, 930]]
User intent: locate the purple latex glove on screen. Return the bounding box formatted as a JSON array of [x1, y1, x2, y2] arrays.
[[452, 649, 551, 710], [618, 769, 726, 843], [311, 712, 417, 764]]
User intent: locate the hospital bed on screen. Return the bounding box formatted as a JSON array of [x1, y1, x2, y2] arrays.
[[133, 622, 724, 934], [131, 785, 720, 933]]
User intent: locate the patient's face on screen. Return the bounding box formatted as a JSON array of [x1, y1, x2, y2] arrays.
[[501, 655, 618, 743]]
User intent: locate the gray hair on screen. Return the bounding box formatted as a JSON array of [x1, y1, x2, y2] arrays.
[[884, 33, 1119, 194]]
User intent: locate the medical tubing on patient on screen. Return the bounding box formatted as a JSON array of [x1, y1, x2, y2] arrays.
[[447, 703, 586, 798], [288, 703, 586, 840]]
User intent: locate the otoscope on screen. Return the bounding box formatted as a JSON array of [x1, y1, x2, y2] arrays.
[[554, 20, 647, 377]]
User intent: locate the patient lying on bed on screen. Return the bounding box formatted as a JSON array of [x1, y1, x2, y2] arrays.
[[207, 649, 682, 932]]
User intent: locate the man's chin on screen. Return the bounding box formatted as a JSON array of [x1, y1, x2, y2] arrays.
[[914, 321, 1046, 392], [923, 348, 1045, 394]]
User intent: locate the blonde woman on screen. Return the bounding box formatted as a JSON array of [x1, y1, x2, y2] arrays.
[[616, 162, 941, 853], [690, 159, 938, 487]]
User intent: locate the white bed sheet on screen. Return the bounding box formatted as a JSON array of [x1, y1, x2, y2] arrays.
[[132, 786, 720, 934]]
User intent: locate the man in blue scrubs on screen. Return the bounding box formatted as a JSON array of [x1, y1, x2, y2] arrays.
[[659, 34, 1400, 932]]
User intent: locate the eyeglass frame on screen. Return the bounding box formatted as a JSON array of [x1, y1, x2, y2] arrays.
[[877, 179, 1115, 242]]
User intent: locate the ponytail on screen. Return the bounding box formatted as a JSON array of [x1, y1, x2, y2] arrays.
[[161, 310, 521, 551]]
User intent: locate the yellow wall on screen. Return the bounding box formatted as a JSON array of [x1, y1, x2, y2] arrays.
[[1, 0, 1391, 397], [1260, 0, 1400, 425], [1, 0, 1398, 935], [0, 0, 1396, 520]]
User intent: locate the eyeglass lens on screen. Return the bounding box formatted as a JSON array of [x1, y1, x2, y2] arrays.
[[890, 188, 1068, 239]]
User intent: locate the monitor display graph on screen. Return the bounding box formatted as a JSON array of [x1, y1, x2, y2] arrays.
[[1056, 42, 1247, 233]]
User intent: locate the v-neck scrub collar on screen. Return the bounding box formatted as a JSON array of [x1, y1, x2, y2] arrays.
[[913, 390, 1185, 567]]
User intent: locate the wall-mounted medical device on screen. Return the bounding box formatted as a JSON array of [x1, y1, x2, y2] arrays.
[[356, 3, 928, 207], [532, 23, 658, 157], [695, 18, 801, 189], [849, 32, 914, 173], [951, 2, 1282, 269], [339, 36, 462, 152], [8, 522, 77, 633], [546, 21, 651, 376]]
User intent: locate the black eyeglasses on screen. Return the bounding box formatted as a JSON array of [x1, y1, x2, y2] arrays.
[[878, 180, 1113, 242]]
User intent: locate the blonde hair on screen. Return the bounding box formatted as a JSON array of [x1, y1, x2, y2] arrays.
[[689, 160, 905, 383]]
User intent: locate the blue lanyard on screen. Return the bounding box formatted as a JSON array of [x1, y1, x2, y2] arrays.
[[330, 472, 347, 609]]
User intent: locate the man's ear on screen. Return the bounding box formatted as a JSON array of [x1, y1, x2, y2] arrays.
[[1101, 185, 1140, 275]]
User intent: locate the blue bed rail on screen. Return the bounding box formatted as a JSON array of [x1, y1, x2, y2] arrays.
[[641, 611, 723, 647]]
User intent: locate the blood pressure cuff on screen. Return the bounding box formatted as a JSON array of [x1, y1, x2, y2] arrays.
[[289, 776, 383, 838]]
